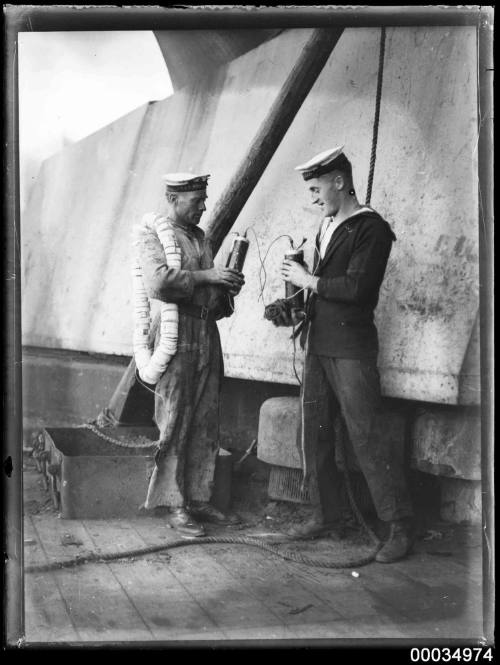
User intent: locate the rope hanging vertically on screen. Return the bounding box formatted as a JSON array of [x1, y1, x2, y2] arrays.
[[366, 27, 386, 205]]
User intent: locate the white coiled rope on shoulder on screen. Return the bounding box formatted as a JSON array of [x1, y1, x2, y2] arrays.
[[132, 213, 181, 385]]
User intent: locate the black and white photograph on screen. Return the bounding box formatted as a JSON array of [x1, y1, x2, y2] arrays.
[[4, 5, 494, 651]]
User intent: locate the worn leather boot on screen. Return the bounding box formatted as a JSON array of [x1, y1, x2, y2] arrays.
[[189, 502, 241, 526], [286, 505, 344, 540], [375, 519, 413, 563], [167, 507, 205, 537], [287, 517, 343, 540]]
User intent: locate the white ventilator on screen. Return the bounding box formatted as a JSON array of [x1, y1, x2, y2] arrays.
[[132, 213, 182, 385]]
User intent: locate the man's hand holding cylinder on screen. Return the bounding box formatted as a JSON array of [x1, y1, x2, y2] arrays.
[[280, 259, 318, 293]]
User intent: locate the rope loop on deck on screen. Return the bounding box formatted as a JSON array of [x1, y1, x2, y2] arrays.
[[25, 535, 382, 575], [30, 428, 382, 572]]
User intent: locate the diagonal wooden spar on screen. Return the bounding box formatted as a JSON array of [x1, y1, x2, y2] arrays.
[[204, 27, 344, 254]]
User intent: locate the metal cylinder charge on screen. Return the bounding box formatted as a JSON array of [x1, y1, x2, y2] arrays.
[[284, 249, 305, 309], [226, 234, 249, 272]]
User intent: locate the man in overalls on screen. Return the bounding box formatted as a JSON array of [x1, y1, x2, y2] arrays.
[[137, 172, 244, 536]]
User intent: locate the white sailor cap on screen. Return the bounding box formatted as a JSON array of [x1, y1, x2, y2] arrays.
[[162, 172, 210, 192], [294, 146, 350, 181]]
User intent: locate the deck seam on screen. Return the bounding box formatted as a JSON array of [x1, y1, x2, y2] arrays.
[[29, 514, 83, 641], [81, 521, 156, 639], [128, 521, 230, 640], [200, 542, 346, 626]]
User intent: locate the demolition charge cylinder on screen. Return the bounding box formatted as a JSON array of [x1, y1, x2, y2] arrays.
[[285, 248, 305, 309], [226, 233, 249, 272]]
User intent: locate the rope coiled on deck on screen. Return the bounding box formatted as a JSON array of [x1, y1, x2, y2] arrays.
[[25, 534, 382, 574], [27, 426, 382, 573]]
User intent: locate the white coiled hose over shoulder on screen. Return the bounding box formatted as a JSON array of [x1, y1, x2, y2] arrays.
[[132, 213, 181, 385]]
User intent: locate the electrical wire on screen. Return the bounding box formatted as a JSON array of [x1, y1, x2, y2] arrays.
[[227, 229, 325, 389], [245, 226, 268, 304], [291, 324, 302, 386], [258, 233, 296, 304], [287, 225, 332, 387]]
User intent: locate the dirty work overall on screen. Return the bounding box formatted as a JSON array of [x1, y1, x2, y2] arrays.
[[136, 218, 232, 509]]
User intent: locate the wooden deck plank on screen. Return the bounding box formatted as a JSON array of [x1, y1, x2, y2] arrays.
[[389, 549, 482, 586], [203, 543, 344, 622], [24, 515, 81, 644], [281, 555, 410, 629], [356, 559, 483, 641], [202, 542, 411, 640], [267, 559, 411, 638], [260, 541, 483, 640], [31, 514, 153, 642], [387, 548, 483, 623], [22, 451, 486, 645], [23, 498, 486, 644], [412, 537, 483, 586], [131, 520, 293, 641], [82, 519, 226, 641], [132, 523, 409, 640], [269, 533, 484, 641]]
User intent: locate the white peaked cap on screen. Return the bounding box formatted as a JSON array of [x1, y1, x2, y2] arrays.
[[162, 172, 210, 191], [294, 146, 344, 171], [294, 146, 348, 181]]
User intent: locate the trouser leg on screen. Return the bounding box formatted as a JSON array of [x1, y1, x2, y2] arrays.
[[185, 349, 222, 504], [144, 352, 196, 509], [315, 394, 348, 523], [321, 357, 413, 522], [301, 353, 344, 522], [300, 352, 325, 505]]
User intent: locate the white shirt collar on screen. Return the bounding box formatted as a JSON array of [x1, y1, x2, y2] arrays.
[[325, 206, 373, 225]]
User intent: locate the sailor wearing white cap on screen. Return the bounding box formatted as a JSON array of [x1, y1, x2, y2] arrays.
[[276, 146, 414, 562], [163, 172, 211, 192], [294, 145, 349, 181], [135, 170, 244, 535]]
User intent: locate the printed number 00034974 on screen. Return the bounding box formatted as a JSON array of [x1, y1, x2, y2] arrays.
[[410, 648, 493, 662]]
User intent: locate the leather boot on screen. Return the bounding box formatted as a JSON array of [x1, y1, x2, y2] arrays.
[[375, 519, 414, 563], [286, 506, 344, 540], [167, 507, 205, 537], [189, 502, 241, 525], [287, 518, 343, 540]]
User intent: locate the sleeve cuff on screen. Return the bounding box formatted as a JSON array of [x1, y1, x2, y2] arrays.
[[308, 275, 320, 293]]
